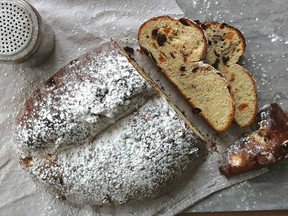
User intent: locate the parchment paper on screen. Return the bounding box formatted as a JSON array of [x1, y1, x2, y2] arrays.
[[0, 0, 271, 215]]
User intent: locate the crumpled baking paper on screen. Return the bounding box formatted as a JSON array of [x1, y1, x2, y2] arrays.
[[0, 0, 269, 215]]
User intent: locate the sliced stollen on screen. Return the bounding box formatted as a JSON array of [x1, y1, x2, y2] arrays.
[[202, 21, 257, 127], [218, 64, 257, 127], [121, 45, 205, 140], [138, 16, 235, 132], [219, 104, 288, 177], [202, 21, 246, 66]]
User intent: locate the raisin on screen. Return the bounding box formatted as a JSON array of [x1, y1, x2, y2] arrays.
[[219, 23, 228, 29], [201, 23, 208, 30], [180, 65, 186, 71], [45, 77, 56, 87], [212, 58, 220, 69], [191, 84, 197, 88], [69, 59, 78, 65], [192, 108, 202, 114], [214, 50, 220, 57], [170, 52, 176, 58], [152, 29, 158, 38], [192, 67, 198, 72], [179, 18, 189, 26], [157, 34, 167, 46], [123, 46, 134, 54], [58, 195, 67, 200], [222, 56, 230, 65], [59, 177, 64, 186], [194, 20, 201, 25], [208, 40, 212, 45]]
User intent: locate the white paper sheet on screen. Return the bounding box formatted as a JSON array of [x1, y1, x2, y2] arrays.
[[0, 0, 268, 215]]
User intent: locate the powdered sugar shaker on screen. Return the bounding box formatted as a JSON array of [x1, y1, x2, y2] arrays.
[[0, 0, 55, 66]]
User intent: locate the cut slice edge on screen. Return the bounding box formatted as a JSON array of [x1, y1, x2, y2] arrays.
[[170, 62, 235, 132], [116, 41, 205, 141], [218, 64, 258, 127]]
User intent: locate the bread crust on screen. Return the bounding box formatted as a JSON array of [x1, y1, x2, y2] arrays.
[[219, 103, 288, 177]]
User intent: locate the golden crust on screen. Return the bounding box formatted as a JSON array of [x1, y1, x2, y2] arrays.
[[219, 103, 288, 177]]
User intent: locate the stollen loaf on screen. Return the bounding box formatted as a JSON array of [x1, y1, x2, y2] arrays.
[[15, 41, 202, 205]]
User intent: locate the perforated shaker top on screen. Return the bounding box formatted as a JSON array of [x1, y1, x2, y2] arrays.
[[0, 0, 40, 63]]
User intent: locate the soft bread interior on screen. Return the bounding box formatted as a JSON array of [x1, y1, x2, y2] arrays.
[[168, 63, 234, 132], [219, 64, 257, 127], [138, 16, 235, 132], [202, 21, 257, 127], [203, 22, 245, 66], [138, 16, 206, 65]]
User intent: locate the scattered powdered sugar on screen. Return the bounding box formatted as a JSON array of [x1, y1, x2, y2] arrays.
[[268, 34, 281, 43], [15, 42, 155, 153], [19, 97, 199, 205]]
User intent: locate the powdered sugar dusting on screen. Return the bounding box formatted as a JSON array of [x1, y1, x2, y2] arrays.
[[15, 42, 155, 153], [19, 97, 199, 205], [15, 42, 200, 205]]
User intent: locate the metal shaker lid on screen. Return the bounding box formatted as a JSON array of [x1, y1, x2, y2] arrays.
[[0, 0, 40, 63]]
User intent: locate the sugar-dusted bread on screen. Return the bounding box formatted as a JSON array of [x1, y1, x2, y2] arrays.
[[138, 16, 235, 132], [15, 41, 202, 205], [16, 42, 155, 153], [219, 103, 288, 177], [202, 22, 246, 66], [218, 64, 257, 127], [202, 21, 257, 127]]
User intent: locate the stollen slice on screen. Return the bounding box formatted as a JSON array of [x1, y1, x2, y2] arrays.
[[138, 16, 235, 132], [218, 63, 257, 127], [202, 21, 257, 127], [202, 21, 246, 66]]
